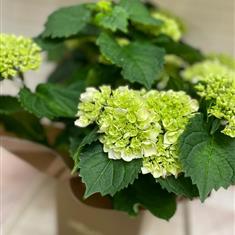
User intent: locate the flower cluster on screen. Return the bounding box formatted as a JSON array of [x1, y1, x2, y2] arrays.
[[151, 11, 184, 41], [75, 86, 198, 178], [142, 90, 198, 177], [207, 53, 235, 70], [195, 74, 235, 137], [182, 53, 235, 137], [0, 34, 42, 79], [75, 86, 112, 127], [98, 87, 161, 162], [182, 54, 235, 83]]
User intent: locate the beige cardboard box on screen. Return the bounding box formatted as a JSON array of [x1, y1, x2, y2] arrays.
[[1, 135, 188, 235], [56, 181, 144, 235]]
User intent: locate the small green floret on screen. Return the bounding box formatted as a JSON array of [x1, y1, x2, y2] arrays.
[[96, 0, 112, 12], [151, 12, 183, 41], [0, 34, 42, 79]]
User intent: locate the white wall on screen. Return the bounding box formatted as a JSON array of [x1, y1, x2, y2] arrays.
[[154, 0, 234, 55], [2, 0, 234, 54], [2, 0, 234, 95]]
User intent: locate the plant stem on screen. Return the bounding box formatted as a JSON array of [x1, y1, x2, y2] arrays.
[[18, 72, 26, 86]]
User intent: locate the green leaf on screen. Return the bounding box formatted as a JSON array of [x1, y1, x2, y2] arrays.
[[19, 82, 85, 119], [210, 118, 221, 135], [157, 175, 199, 199], [0, 96, 22, 115], [86, 64, 122, 87], [47, 60, 84, 84], [0, 96, 46, 142], [120, 0, 162, 27], [179, 114, 235, 201], [113, 175, 176, 220], [79, 143, 142, 198], [95, 6, 129, 33], [97, 32, 165, 89], [0, 111, 46, 143], [112, 187, 140, 216], [34, 35, 65, 51], [70, 127, 98, 173], [154, 35, 204, 64], [42, 5, 92, 38]]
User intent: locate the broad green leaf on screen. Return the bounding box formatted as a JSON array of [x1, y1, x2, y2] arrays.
[[47, 60, 84, 83], [113, 175, 176, 220], [112, 187, 139, 216], [179, 114, 235, 201], [97, 32, 165, 89], [19, 82, 85, 119], [70, 127, 98, 173], [0, 96, 22, 115], [120, 0, 162, 27], [79, 143, 142, 198], [34, 36, 64, 51], [154, 35, 204, 64], [157, 175, 199, 199], [95, 6, 129, 33], [0, 111, 46, 143], [86, 64, 122, 87], [42, 5, 92, 38]]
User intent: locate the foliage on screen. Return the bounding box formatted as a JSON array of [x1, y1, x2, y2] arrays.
[[179, 114, 235, 201], [113, 174, 176, 220], [79, 143, 142, 198], [1, 0, 235, 221]]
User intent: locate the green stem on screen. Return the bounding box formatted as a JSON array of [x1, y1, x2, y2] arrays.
[[18, 72, 26, 86]]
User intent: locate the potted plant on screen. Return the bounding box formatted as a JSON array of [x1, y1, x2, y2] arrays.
[[1, 0, 234, 226]]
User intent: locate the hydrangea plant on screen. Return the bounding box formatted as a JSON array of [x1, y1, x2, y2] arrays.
[[1, 0, 234, 220], [0, 34, 41, 79]]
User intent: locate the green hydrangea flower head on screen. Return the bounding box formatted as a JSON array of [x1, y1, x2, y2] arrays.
[[0, 34, 42, 79], [151, 11, 183, 41], [75, 86, 111, 127], [182, 55, 235, 83], [161, 10, 186, 34], [195, 74, 235, 137], [142, 90, 198, 178], [207, 53, 235, 70], [98, 86, 162, 161], [96, 0, 112, 12], [75, 87, 198, 177]]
